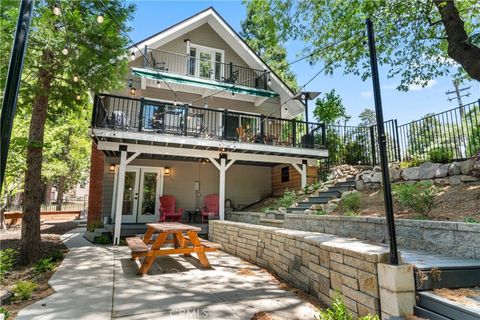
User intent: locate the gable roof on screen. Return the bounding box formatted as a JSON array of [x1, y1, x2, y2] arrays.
[[129, 7, 305, 118]]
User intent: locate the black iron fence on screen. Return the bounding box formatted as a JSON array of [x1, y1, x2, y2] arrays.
[[145, 48, 269, 90], [92, 93, 327, 150], [323, 100, 480, 169]]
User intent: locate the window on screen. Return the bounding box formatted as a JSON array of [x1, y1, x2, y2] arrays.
[[188, 44, 224, 80], [281, 166, 290, 183]]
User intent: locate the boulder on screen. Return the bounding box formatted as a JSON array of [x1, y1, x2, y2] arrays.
[[371, 171, 383, 183], [368, 183, 382, 190], [459, 175, 479, 182], [402, 167, 419, 180], [362, 173, 373, 183], [373, 166, 382, 173], [356, 179, 365, 191], [461, 158, 476, 175], [472, 160, 480, 178], [449, 175, 462, 185], [324, 202, 338, 213], [389, 163, 402, 181], [435, 164, 450, 178], [434, 178, 448, 186], [449, 161, 462, 176], [418, 162, 441, 180]]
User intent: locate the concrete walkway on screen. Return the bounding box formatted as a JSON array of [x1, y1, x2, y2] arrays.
[[16, 229, 318, 320]]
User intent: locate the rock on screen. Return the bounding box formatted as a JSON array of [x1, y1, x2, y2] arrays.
[[356, 179, 365, 191], [434, 178, 448, 185], [371, 171, 383, 183], [310, 204, 324, 210], [278, 207, 287, 214], [449, 175, 462, 185], [459, 175, 479, 182], [373, 166, 382, 173], [418, 162, 441, 180], [461, 158, 476, 175], [472, 160, 480, 178], [435, 164, 450, 178], [362, 173, 373, 183], [304, 209, 314, 215], [330, 198, 342, 204], [324, 202, 338, 213], [449, 161, 462, 176], [389, 163, 402, 181], [368, 183, 381, 190], [402, 167, 419, 180]]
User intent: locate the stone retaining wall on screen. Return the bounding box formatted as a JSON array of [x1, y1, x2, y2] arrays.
[[209, 220, 411, 318], [226, 212, 480, 259]]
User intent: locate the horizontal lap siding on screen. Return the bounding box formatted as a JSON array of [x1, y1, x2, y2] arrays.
[[272, 164, 318, 196]]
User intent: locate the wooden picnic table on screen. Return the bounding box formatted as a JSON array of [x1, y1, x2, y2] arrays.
[[126, 222, 220, 275]]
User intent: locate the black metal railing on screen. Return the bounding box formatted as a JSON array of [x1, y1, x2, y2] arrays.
[[145, 48, 269, 90], [92, 93, 327, 150]]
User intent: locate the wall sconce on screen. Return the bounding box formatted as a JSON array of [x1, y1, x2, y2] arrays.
[[184, 38, 191, 47], [128, 78, 136, 96], [164, 167, 171, 176], [108, 164, 116, 173]]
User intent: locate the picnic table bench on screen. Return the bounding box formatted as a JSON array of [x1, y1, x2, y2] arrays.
[[126, 222, 220, 275]]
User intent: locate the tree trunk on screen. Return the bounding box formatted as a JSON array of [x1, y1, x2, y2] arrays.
[[56, 177, 65, 211], [44, 181, 53, 204], [434, 0, 480, 81], [20, 50, 53, 265]]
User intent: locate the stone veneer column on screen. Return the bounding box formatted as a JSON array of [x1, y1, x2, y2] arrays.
[[87, 142, 105, 226]]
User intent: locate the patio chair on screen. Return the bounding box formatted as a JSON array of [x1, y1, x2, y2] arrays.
[[159, 195, 183, 222], [201, 194, 219, 223]]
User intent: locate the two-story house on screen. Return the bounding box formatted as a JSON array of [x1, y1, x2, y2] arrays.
[[87, 7, 328, 244]]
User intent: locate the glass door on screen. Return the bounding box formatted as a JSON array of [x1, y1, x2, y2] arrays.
[[199, 50, 214, 79], [121, 169, 140, 223], [137, 168, 163, 223]]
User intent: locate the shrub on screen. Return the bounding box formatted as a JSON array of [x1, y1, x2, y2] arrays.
[[0, 306, 10, 320], [48, 251, 64, 262], [276, 189, 297, 209], [12, 280, 37, 300], [464, 217, 479, 224], [318, 294, 379, 320], [313, 210, 326, 215], [0, 249, 17, 277], [428, 147, 453, 163], [340, 192, 363, 214], [95, 234, 111, 245], [400, 156, 425, 168], [87, 219, 103, 232], [392, 181, 437, 217], [33, 257, 56, 274]]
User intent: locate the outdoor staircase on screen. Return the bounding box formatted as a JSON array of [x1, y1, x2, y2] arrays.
[[286, 177, 356, 214]]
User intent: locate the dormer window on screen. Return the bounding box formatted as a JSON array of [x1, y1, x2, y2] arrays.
[[187, 44, 224, 81]]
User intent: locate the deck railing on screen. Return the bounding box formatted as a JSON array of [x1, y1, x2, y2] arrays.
[[144, 48, 270, 90], [92, 93, 326, 150]]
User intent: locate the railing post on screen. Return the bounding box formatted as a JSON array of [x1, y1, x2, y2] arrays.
[[394, 119, 401, 162], [263, 70, 267, 90], [92, 94, 99, 128], [223, 109, 228, 140], [138, 98, 145, 132], [292, 119, 296, 147], [260, 115, 265, 144], [143, 45, 148, 68], [321, 123, 326, 148], [183, 105, 189, 136], [229, 62, 233, 81], [370, 125, 376, 166]]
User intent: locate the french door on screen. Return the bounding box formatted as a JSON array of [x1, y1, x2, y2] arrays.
[[113, 166, 164, 223]]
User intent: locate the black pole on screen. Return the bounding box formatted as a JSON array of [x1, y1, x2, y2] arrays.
[[366, 18, 399, 265], [0, 0, 34, 194], [304, 98, 309, 123]]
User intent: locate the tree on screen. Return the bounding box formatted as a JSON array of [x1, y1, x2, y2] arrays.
[[359, 108, 376, 127], [313, 89, 349, 125], [1, 0, 135, 264], [240, 0, 298, 90], [253, 0, 480, 89]]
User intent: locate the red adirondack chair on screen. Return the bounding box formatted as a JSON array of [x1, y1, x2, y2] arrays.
[[201, 194, 219, 223], [159, 195, 183, 222]]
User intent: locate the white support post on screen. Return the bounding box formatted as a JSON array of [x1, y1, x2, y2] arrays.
[[113, 150, 127, 245], [292, 163, 307, 189], [219, 157, 226, 221]]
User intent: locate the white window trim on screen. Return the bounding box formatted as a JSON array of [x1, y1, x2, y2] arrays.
[[190, 43, 225, 80]]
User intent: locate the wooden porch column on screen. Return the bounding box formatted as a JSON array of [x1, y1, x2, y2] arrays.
[[209, 156, 235, 221], [113, 150, 127, 245], [292, 162, 307, 189]]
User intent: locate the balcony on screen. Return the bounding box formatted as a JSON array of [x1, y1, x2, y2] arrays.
[[91, 93, 326, 155], [131, 47, 278, 98]]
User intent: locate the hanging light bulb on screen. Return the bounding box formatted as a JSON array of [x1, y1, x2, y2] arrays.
[[204, 98, 208, 108], [62, 46, 69, 55], [129, 87, 137, 96], [231, 91, 235, 97], [267, 72, 272, 85], [156, 80, 161, 88], [130, 51, 135, 61], [73, 74, 79, 82], [96, 13, 104, 24], [53, 4, 61, 16]]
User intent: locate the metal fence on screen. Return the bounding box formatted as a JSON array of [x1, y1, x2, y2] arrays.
[[5, 200, 88, 212], [323, 100, 480, 170]]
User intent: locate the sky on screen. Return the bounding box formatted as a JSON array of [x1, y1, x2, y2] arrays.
[[126, 0, 480, 126]]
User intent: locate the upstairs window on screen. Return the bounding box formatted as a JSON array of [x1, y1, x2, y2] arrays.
[[187, 44, 224, 81]]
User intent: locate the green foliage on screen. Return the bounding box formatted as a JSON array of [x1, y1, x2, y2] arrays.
[[344, 141, 370, 165], [318, 294, 379, 320], [258, 0, 480, 88], [341, 192, 363, 214], [392, 182, 438, 217], [276, 189, 297, 208], [428, 147, 454, 163], [464, 217, 479, 224], [95, 234, 111, 245], [358, 108, 376, 127], [87, 219, 103, 232], [33, 257, 56, 274], [313, 90, 349, 125], [313, 210, 326, 216], [464, 106, 480, 157], [12, 280, 37, 300], [358, 315, 380, 320], [48, 251, 64, 262], [0, 249, 17, 277], [304, 182, 321, 194], [0, 306, 10, 320], [400, 156, 426, 168]]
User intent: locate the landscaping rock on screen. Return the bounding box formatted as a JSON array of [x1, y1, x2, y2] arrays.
[[373, 166, 382, 173], [459, 175, 479, 182], [402, 167, 419, 180], [435, 164, 450, 178], [434, 178, 448, 186], [449, 175, 462, 185], [368, 183, 382, 190], [418, 162, 441, 180], [389, 163, 402, 181], [324, 202, 338, 213], [371, 171, 383, 183], [461, 158, 476, 175], [356, 179, 365, 191], [472, 160, 480, 178], [362, 172, 373, 183], [449, 161, 462, 176]]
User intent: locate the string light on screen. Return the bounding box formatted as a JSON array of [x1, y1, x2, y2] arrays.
[[267, 72, 272, 85], [76, 94, 81, 100], [156, 80, 161, 88], [62, 46, 69, 55], [96, 13, 104, 24], [204, 98, 208, 108], [73, 74, 79, 82], [53, 4, 61, 16]]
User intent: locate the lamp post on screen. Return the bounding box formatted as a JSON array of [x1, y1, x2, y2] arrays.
[[293, 91, 320, 124]]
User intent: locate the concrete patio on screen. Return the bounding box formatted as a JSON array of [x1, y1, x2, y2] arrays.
[[16, 228, 319, 320]]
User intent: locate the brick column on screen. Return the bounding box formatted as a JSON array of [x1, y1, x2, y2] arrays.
[[87, 142, 105, 226]]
